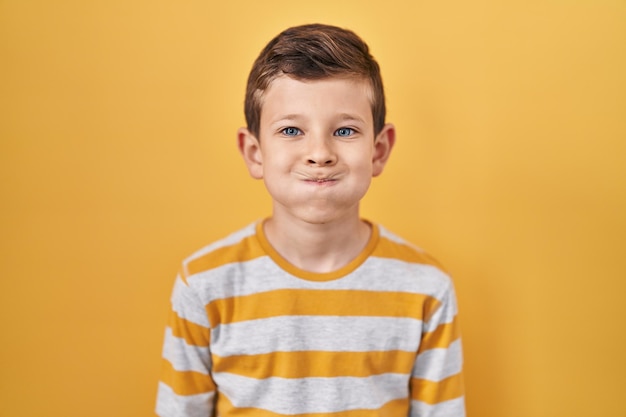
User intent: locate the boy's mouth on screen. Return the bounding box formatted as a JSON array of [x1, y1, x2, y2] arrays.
[[304, 177, 337, 184], [297, 171, 340, 183]]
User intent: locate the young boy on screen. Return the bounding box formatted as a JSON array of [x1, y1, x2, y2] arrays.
[[156, 24, 464, 417]]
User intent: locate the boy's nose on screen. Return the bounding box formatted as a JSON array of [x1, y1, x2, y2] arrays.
[[305, 137, 337, 166]]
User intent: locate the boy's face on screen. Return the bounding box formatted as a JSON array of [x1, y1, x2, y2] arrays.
[[238, 75, 395, 225]]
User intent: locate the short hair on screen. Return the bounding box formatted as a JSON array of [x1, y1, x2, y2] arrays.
[[244, 23, 386, 138]]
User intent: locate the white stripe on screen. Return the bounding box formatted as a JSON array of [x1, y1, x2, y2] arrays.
[[156, 382, 215, 417], [215, 373, 409, 414], [362, 258, 450, 295], [410, 396, 466, 417], [162, 327, 211, 374], [378, 226, 425, 251], [412, 339, 463, 381], [211, 315, 422, 356], [186, 256, 451, 305], [182, 222, 257, 268], [171, 276, 211, 328], [378, 225, 408, 244], [423, 287, 458, 332]]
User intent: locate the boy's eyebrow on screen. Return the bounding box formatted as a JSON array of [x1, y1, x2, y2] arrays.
[[272, 114, 304, 122], [336, 113, 367, 124], [271, 113, 367, 124]]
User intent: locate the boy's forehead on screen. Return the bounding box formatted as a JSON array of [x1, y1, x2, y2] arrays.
[[260, 75, 375, 119], [265, 74, 372, 93]]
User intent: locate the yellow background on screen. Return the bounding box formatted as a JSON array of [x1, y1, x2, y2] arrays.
[[1, 0, 625, 416]]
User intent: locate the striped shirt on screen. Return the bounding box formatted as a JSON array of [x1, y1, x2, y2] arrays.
[[156, 221, 465, 417]]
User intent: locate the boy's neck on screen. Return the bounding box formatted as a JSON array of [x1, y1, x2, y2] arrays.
[[263, 213, 371, 274]]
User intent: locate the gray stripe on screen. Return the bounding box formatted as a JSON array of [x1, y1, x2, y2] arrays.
[[412, 339, 463, 381], [171, 276, 211, 328], [187, 256, 451, 305], [211, 315, 422, 356], [156, 382, 215, 417], [378, 225, 410, 244], [423, 287, 458, 331], [162, 328, 211, 373], [183, 223, 257, 266], [214, 372, 409, 414]]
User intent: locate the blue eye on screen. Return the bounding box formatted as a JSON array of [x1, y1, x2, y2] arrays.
[[335, 127, 355, 137], [281, 127, 301, 136]]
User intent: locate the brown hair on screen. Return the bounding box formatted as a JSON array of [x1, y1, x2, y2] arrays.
[[244, 23, 386, 138]]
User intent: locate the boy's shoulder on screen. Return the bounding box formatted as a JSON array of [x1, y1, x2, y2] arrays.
[[372, 224, 455, 298], [181, 221, 260, 279], [374, 224, 447, 272]]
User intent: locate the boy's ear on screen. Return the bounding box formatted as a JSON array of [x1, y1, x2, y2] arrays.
[[237, 127, 264, 180], [372, 123, 396, 177]]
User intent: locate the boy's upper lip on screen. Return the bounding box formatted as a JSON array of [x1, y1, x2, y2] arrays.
[[294, 171, 342, 182]]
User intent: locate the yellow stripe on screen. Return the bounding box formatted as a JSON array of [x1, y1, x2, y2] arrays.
[[206, 289, 438, 326], [160, 358, 216, 396], [373, 236, 445, 270], [410, 372, 464, 405], [212, 350, 416, 379], [186, 235, 266, 276], [217, 394, 409, 417], [168, 309, 210, 347], [418, 316, 461, 354]]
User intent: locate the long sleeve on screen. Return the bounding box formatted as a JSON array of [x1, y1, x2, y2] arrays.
[[409, 281, 465, 417], [156, 274, 215, 417]]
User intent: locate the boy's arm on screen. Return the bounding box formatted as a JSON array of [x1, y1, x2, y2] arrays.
[[156, 274, 216, 417], [409, 281, 465, 417]]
